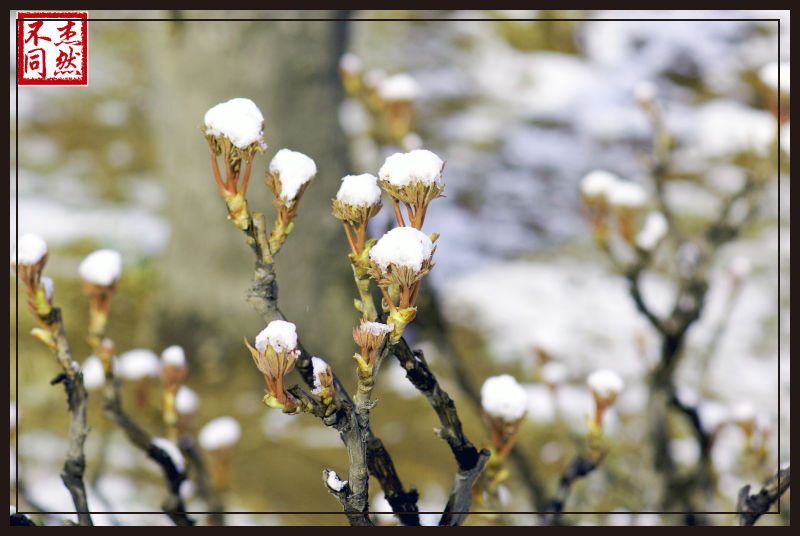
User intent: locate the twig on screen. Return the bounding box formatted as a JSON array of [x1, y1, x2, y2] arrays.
[[439, 450, 490, 526], [736, 465, 790, 526], [392, 339, 482, 472], [540, 454, 601, 526], [236, 207, 415, 525], [179, 432, 225, 526], [30, 302, 93, 527], [101, 380, 194, 526], [50, 370, 92, 527]]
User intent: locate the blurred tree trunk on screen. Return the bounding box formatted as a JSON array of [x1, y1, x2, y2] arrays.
[[141, 11, 357, 376]]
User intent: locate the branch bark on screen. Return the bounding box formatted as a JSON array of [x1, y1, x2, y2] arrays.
[[102, 381, 194, 526], [540, 454, 601, 526], [736, 465, 790, 526]]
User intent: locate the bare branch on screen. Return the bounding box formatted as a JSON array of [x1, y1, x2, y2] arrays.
[[102, 381, 194, 526], [736, 465, 790, 526]]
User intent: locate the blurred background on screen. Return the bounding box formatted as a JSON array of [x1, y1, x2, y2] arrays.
[[10, 10, 789, 526]]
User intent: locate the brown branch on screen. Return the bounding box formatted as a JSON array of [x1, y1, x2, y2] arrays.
[[736, 465, 790, 526], [179, 432, 225, 526], [540, 454, 602, 525], [102, 381, 194, 526], [30, 303, 93, 527], [233, 207, 418, 526], [50, 370, 92, 527]]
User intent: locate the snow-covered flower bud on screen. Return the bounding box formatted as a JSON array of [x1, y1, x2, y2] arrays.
[[579, 170, 620, 244], [378, 73, 420, 103], [266, 148, 317, 207], [352, 321, 393, 375], [79, 249, 122, 288], [607, 181, 648, 243], [378, 150, 445, 225], [311, 357, 334, 399], [79, 249, 122, 348], [117, 349, 160, 381], [333, 174, 383, 224], [608, 181, 647, 210], [199, 416, 241, 491], [245, 320, 301, 414], [175, 385, 199, 433], [368, 227, 436, 338], [481, 374, 528, 424], [81, 356, 106, 391], [481, 374, 528, 459], [368, 227, 435, 289], [580, 170, 619, 202], [11, 233, 49, 295], [204, 97, 266, 153], [175, 386, 199, 416], [635, 211, 669, 252], [160, 345, 189, 391], [587, 369, 624, 429], [117, 348, 160, 407]]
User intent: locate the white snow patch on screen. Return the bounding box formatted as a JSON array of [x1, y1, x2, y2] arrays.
[[198, 416, 241, 450]]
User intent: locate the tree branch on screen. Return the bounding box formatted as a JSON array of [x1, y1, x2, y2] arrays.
[[540, 454, 602, 525], [736, 465, 790, 526], [101, 381, 194, 526]]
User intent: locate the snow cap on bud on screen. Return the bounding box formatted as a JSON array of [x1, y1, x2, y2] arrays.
[[607, 181, 647, 209], [198, 416, 242, 451], [379, 149, 444, 188], [81, 356, 106, 391], [204, 98, 265, 149], [117, 349, 161, 380], [11, 233, 48, 266], [580, 170, 620, 200], [481, 374, 528, 423], [369, 227, 434, 274], [587, 369, 624, 405], [377, 73, 420, 102], [269, 149, 317, 204], [336, 174, 382, 207], [311, 357, 333, 396], [79, 249, 122, 286], [255, 320, 299, 356], [635, 211, 669, 251], [161, 345, 186, 368], [175, 386, 199, 415]]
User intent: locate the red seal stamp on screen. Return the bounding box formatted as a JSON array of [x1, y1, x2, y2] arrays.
[[17, 11, 88, 86]]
